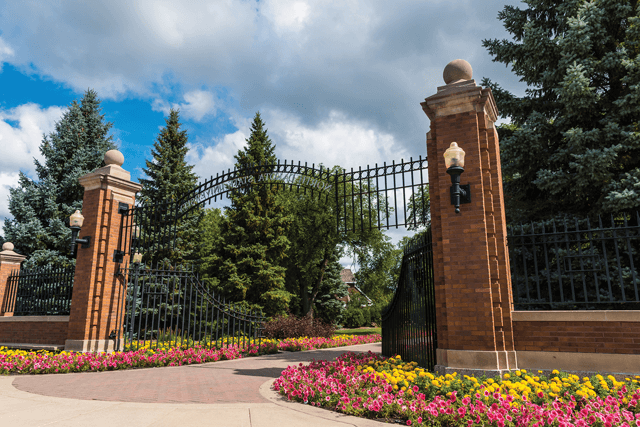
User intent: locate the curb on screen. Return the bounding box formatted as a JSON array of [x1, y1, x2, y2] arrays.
[[259, 378, 389, 426]]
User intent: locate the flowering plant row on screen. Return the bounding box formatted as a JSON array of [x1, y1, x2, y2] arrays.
[[277, 334, 381, 351], [273, 351, 640, 426], [0, 334, 381, 375]]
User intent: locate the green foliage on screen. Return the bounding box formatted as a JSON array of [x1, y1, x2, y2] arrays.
[[140, 109, 198, 205], [341, 304, 366, 329], [207, 112, 294, 317], [138, 109, 200, 265], [483, 0, 640, 222], [2, 89, 116, 268], [311, 250, 348, 324], [353, 233, 402, 301], [406, 185, 430, 231]]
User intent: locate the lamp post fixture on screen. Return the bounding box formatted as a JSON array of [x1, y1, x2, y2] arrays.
[[69, 210, 91, 256], [443, 142, 471, 213]]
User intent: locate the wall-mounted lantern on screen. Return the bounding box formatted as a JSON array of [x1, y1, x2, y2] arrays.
[[69, 210, 91, 256], [131, 252, 143, 264], [443, 142, 471, 213]]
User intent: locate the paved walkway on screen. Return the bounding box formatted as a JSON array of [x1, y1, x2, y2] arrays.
[[0, 343, 387, 426]]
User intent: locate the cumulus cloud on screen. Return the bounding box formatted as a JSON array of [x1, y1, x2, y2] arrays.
[[0, 36, 14, 65], [0, 0, 524, 157], [153, 90, 217, 122], [264, 109, 408, 169], [187, 128, 248, 183], [0, 103, 65, 229], [0, 172, 19, 234], [0, 103, 65, 178]]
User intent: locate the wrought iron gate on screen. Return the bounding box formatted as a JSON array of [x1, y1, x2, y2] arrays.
[[381, 229, 437, 370], [113, 261, 265, 352], [113, 157, 432, 354]]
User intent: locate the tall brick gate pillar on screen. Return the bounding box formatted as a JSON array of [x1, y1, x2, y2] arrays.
[[65, 150, 142, 352], [0, 243, 26, 316], [421, 60, 516, 375]]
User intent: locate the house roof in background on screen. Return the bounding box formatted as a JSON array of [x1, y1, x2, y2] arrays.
[[340, 268, 356, 284]]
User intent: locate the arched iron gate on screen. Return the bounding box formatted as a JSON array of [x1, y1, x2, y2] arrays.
[[381, 229, 437, 370], [112, 157, 431, 353]]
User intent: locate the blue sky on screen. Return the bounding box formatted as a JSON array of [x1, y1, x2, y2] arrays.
[[0, 0, 525, 265]]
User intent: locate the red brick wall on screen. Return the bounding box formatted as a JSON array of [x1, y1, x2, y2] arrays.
[[513, 320, 640, 354], [0, 319, 69, 345]]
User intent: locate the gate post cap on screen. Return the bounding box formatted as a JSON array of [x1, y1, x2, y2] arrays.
[[443, 59, 473, 84], [2, 242, 14, 252], [104, 150, 125, 167]]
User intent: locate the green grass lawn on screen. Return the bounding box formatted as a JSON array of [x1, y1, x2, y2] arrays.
[[335, 327, 381, 336]]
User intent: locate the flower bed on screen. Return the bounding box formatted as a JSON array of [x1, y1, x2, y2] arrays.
[[273, 352, 640, 426], [0, 334, 381, 375], [278, 334, 381, 352]]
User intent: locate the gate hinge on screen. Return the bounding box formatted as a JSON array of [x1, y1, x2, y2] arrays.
[[113, 249, 125, 263]]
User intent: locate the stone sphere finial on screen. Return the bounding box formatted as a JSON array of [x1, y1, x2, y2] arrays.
[[443, 59, 473, 84], [104, 150, 124, 167], [2, 242, 14, 252]]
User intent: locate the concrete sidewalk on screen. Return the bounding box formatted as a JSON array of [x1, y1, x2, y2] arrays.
[[0, 343, 388, 426]]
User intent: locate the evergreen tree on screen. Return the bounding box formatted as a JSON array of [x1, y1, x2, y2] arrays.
[[139, 109, 198, 205], [2, 89, 116, 267], [312, 250, 348, 324], [482, 0, 640, 222], [138, 109, 199, 265], [210, 112, 294, 317]]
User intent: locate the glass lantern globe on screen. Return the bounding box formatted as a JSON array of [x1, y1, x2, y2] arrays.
[[443, 142, 465, 169], [69, 210, 85, 228]]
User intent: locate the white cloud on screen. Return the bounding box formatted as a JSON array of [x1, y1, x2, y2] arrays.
[[0, 103, 64, 229], [0, 171, 20, 234], [0, 103, 65, 179], [153, 90, 217, 122], [265, 109, 408, 169], [261, 0, 311, 33], [0, 36, 14, 64], [187, 128, 248, 183]]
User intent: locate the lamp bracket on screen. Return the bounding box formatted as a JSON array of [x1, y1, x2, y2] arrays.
[[450, 184, 471, 205], [79, 236, 91, 248], [118, 202, 129, 215]]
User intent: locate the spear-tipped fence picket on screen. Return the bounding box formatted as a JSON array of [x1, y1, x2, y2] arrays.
[[114, 262, 266, 352], [3, 265, 75, 316], [507, 211, 640, 310]]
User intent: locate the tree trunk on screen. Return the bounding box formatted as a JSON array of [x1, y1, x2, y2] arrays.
[[305, 254, 329, 318]]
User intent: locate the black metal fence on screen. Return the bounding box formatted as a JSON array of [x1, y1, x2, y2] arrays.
[[114, 262, 266, 352], [508, 212, 640, 310], [3, 265, 75, 316], [381, 229, 437, 370]]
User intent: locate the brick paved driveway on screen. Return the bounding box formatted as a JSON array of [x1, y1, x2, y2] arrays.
[[11, 344, 381, 404]]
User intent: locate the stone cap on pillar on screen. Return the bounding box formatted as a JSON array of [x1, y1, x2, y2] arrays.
[[78, 150, 142, 195], [421, 59, 498, 122], [0, 242, 27, 265]]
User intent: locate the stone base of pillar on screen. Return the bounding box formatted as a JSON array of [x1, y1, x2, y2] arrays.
[[435, 348, 518, 377], [517, 350, 640, 376], [64, 339, 115, 353]]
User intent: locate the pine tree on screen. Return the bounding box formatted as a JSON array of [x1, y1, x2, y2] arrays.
[[312, 249, 349, 324], [212, 112, 294, 317], [138, 108, 199, 266], [2, 89, 116, 267], [482, 0, 640, 222]]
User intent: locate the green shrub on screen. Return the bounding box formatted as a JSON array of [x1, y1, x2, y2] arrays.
[[341, 306, 366, 328]]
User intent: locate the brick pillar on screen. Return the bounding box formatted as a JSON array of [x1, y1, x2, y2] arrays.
[[65, 150, 142, 352], [421, 59, 516, 375], [0, 243, 26, 316]]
